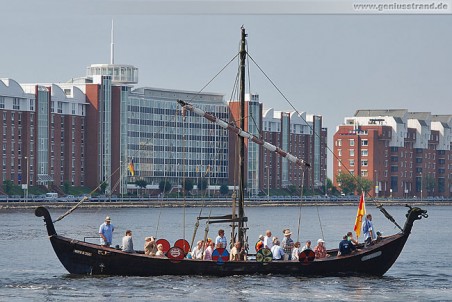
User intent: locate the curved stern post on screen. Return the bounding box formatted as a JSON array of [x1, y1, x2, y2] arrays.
[[35, 206, 57, 236]]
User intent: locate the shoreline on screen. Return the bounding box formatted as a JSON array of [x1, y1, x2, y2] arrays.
[[1, 199, 450, 210]]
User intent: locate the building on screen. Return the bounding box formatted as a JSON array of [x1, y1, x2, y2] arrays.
[[0, 78, 86, 196], [229, 94, 327, 196], [333, 109, 452, 198]]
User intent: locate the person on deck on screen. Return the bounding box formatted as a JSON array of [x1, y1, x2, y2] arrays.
[[255, 234, 264, 252], [144, 236, 157, 256], [363, 214, 377, 247], [191, 240, 204, 260], [263, 230, 273, 250], [281, 229, 294, 261], [99, 216, 114, 247], [155, 243, 166, 257], [215, 229, 227, 249], [301, 240, 312, 252], [338, 235, 357, 256], [271, 240, 285, 260], [291, 241, 301, 261], [121, 230, 135, 253], [230, 241, 245, 261], [347, 231, 359, 246], [203, 240, 214, 260], [314, 238, 330, 259]]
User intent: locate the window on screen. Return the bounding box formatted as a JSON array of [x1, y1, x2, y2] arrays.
[[13, 98, 20, 110], [361, 139, 368, 146], [349, 159, 355, 167], [338, 149, 342, 156], [0, 97, 4, 109], [361, 160, 368, 166], [29, 99, 34, 111], [337, 139, 342, 147], [349, 149, 354, 156], [361, 150, 368, 156], [349, 139, 355, 146]]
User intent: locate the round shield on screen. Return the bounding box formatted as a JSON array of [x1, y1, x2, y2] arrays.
[[167, 247, 185, 261], [156, 239, 171, 254], [299, 249, 315, 263], [256, 248, 273, 263], [212, 248, 230, 263], [174, 239, 191, 254]]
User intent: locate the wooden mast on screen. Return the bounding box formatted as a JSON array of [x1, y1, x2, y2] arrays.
[[238, 27, 246, 252]]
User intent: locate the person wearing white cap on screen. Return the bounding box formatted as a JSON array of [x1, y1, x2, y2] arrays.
[[314, 238, 330, 259], [99, 216, 115, 247]]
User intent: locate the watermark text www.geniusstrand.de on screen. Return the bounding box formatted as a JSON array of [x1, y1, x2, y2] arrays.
[[353, 1, 449, 12]]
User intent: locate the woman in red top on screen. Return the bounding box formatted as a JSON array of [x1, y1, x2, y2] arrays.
[[314, 238, 330, 259]]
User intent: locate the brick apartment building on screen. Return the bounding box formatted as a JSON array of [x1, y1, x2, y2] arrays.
[[333, 109, 452, 198]]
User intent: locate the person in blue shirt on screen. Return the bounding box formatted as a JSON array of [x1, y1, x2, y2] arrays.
[[99, 216, 115, 246], [215, 229, 227, 249], [363, 214, 377, 247], [338, 235, 357, 256]]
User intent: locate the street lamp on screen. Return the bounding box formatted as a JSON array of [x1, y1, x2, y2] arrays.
[[24, 156, 29, 202], [420, 172, 423, 202], [266, 165, 270, 201], [375, 170, 379, 198]]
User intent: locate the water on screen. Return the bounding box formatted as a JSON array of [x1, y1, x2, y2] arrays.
[[0, 205, 451, 301]]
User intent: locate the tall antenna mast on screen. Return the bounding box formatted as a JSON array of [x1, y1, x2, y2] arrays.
[[110, 19, 115, 64]]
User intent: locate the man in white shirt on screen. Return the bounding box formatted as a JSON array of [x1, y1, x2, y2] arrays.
[[271, 240, 285, 260], [263, 230, 273, 250]]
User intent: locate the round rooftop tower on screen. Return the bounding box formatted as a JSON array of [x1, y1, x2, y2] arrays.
[[86, 64, 138, 85]]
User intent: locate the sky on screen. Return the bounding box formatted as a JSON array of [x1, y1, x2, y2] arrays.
[[1, 0, 452, 177]]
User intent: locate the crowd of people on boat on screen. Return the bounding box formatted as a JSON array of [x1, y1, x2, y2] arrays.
[[97, 212, 380, 261]]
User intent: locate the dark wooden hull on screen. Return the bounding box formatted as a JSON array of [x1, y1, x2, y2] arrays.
[[35, 206, 427, 277]]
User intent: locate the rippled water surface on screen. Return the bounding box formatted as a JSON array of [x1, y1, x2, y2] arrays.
[[0, 205, 450, 301]]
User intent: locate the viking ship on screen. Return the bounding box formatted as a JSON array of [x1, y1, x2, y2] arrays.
[[36, 27, 427, 277]]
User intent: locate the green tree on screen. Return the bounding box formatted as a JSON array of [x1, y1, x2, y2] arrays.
[[197, 178, 208, 191], [356, 176, 373, 195], [135, 179, 148, 197], [183, 179, 194, 193], [336, 173, 357, 195], [159, 180, 172, 194], [3, 180, 13, 195], [219, 184, 229, 196], [425, 174, 436, 196], [63, 181, 70, 194], [99, 182, 108, 194]]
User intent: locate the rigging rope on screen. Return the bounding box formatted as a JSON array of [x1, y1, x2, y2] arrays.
[[247, 51, 377, 205]]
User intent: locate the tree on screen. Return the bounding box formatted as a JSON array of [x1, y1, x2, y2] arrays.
[[219, 184, 229, 196], [3, 180, 13, 195], [159, 180, 172, 194], [63, 181, 70, 194], [197, 178, 208, 191], [135, 179, 148, 197], [425, 174, 436, 196], [336, 173, 356, 195], [183, 179, 194, 193], [99, 182, 108, 194], [356, 176, 373, 195]]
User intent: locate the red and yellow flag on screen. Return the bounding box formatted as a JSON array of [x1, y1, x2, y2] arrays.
[[128, 159, 135, 176], [354, 193, 366, 238]]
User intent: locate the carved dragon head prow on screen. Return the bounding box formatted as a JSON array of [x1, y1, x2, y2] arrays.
[[405, 204, 428, 221]]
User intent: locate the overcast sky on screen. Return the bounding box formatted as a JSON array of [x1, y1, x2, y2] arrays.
[[2, 1, 451, 176]]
